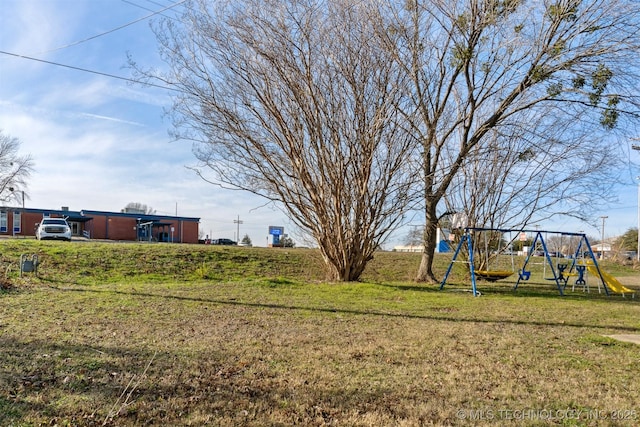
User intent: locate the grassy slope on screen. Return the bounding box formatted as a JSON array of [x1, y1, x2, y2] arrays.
[[1, 240, 639, 426]]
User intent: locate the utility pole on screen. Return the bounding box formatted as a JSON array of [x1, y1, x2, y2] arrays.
[[600, 215, 608, 260], [633, 141, 640, 262], [637, 177, 640, 262], [234, 215, 243, 243]]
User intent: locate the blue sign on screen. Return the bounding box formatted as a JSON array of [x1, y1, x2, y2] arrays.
[[269, 226, 284, 236]]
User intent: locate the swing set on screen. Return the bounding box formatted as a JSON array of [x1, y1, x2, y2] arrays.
[[440, 227, 628, 297]]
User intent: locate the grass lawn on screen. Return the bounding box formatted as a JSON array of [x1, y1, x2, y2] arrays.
[[0, 240, 639, 426]]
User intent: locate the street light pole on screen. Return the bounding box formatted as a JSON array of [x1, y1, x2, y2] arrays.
[[234, 215, 243, 243], [600, 215, 608, 260]]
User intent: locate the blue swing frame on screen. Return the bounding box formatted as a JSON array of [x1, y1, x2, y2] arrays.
[[440, 228, 610, 297]]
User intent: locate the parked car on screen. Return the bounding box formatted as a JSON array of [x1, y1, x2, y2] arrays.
[[35, 218, 72, 241], [212, 238, 236, 245], [620, 250, 637, 261]]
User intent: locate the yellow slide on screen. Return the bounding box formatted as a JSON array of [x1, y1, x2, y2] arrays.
[[584, 263, 636, 296]]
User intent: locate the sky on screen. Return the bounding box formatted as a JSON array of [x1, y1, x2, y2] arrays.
[[0, 0, 294, 246], [0, 0, 639, 249]]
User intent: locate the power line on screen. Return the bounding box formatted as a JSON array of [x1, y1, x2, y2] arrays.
[[31, 0, 187, 55], [121, 0, 183, 21], [0, 50, 178, 92]]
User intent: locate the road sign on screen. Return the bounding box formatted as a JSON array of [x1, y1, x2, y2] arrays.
[[269, 226, 284, 236]]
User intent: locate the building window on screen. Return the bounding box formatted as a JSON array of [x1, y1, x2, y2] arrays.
[[0, 211, 6, 233], [13, 211, 21, 233]]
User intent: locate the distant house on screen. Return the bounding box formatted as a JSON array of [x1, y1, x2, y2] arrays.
[[591, 243, 612, 252], [591, 242, 612, 259], [392, 227, 453, 253], [0, 206, 200, 243]]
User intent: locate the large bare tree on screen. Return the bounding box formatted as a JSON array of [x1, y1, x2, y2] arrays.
[[375, 0, 640, 282], [0, 130, 34, 205], [143, 0, 419, 280], [441, 119, 619, 270]]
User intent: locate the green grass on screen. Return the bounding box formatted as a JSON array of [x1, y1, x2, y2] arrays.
[[1, 240, 639, 426]]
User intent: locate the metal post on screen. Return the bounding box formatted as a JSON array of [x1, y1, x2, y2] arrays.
[[637, 177, 640, 262], [600, 216, 608, 260], [632, 142, 639, 262], [234, 215, 243, 243], [440, 231, 467, 290], [467, 231, 479, 296]]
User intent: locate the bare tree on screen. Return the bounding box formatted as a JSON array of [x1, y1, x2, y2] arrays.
[[0, 130, 34, 205], [142, 0, 419, 280], [442, 121, 618, 269], [375, 0, 640, 282], [616, 228, 638, 251], [404, 225, 424, 247], [123, 202, 156, 215], [280, 236, 295, 248]]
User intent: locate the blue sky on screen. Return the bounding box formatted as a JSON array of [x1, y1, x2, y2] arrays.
[[0, 0, 293, 246], [0, 0, 639, 248]]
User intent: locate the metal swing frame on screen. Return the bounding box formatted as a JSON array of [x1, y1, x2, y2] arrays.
[[441, 228, 610, 297], [440, 227, 516, 297]]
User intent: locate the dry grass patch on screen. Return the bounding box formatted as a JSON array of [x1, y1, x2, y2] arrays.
[[2, 277, 639, 426], [1, 241, 639, 425]]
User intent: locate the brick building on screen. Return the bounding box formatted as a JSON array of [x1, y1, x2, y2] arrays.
[[0, 206, 200, 243]]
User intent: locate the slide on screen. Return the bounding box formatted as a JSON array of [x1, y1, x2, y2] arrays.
[[584, 264, 636, 296]]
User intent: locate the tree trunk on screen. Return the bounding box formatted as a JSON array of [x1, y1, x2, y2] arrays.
[[320, 243, 373, 282], [415, 199, 439, 283]]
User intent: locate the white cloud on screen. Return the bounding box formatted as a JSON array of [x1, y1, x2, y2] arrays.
[[79, 113, 145, 126], [1, 1, 75, 56]]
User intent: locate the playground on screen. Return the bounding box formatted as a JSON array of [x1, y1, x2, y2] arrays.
[[441, 228, 638, 298]]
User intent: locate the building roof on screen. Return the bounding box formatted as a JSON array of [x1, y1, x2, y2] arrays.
[[12, 207, 200, 223]]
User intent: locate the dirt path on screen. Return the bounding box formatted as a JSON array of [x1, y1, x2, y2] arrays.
[[605, 335, 640, 345]]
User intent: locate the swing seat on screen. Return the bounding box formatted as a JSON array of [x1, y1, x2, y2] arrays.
[[519, 269, 531, 280], [475, 270, 514, 282]]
